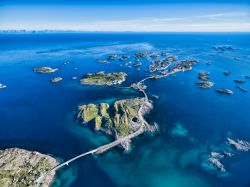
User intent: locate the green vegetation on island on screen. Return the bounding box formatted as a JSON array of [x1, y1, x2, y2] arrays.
[[77, 98, 152, 146], [77, 103, 111, 131], [80, 71, 127, 86], [0, 148, 58, 187]]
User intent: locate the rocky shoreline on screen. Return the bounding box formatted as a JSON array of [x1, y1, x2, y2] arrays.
[[201, 137, 250, 175], [8, 47, 247, 183], [76, 52, 199, 151], [0, 148, 59, 187], [80, 71, 127, 86], [77, 98, 153, 151]]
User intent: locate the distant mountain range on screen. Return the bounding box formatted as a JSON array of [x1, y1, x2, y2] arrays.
[[0, 30, 87, 34]]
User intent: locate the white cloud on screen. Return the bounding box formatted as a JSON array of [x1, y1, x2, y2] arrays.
[[74, 12, 250, 32], [0, 4, 249, 32]]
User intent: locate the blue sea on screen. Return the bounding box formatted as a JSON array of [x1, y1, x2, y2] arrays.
[[0, 33, 249, 187]]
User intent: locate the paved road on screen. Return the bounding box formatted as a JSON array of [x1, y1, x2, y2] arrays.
[[51, 123, 145, 172], [35, 97, 149, 187], [35, 73, 157, 186]]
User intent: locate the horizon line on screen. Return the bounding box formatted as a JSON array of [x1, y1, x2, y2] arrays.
[[1, 29, 250, 33]]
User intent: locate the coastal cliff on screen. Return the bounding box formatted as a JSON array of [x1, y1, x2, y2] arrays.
[[77, 98, 153, 151]]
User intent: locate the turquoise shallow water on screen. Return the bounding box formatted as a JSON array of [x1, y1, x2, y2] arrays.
[[0, 33, 249, 187]]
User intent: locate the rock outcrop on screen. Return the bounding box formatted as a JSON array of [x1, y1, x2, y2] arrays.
[[0, 83, 7, 89], [196, 81, 214, 88], [0, 148, 58, 187], [77, 98, 153, 150], [227, 138, 250, 152], [50, 77, 63, 83], [33, 67, 58, 73]]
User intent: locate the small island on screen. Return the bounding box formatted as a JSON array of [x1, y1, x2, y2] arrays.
[[77, 98, 155, 151], [107, 55, 118, 60], [215, 89, 234, 95], [213, 45, 233, 52], [50, 77, 63, 83], [135, 52, 147, 59], [207, 153, 226, 172], [96, 59, 107, 64], [120, 55, 130, 61], [80, 71, 127, 86], [198, 72, 210, 81], [33, 67, 58, 73], [133, 61, 142, 68], [148, 59, 171, 72], [196, 81, 214, 88], [227, 138, 250, 152], [224, 71, 231, 76], [0, 148, 58, 187], [0, 83, 7, 89], [201, 137, 249, 175], [234, 79, 245, 84], [236, 85, 248, 93]]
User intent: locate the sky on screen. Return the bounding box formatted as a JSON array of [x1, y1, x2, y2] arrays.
[[0, 0, 249, 32]]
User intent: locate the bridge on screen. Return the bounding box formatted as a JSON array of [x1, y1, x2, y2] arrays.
[[35, 75, 154, 186], [35, 124, 145, 186], [51, 124, 145, 173], [38, 60, 191, 184], [35, 95, 149, 186]]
